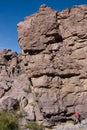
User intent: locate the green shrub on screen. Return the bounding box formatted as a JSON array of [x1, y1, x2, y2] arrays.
[[25, 121, 44, 130], [0, 111, 19, 130]]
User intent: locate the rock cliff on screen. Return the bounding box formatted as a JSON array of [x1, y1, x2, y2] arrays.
[[0, 4, 87, 126]]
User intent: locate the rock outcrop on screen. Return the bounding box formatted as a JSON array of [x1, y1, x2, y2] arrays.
[[0, 4, 87, 126]]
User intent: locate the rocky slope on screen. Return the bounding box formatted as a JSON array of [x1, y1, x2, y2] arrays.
[[0, 4, 87, 127]]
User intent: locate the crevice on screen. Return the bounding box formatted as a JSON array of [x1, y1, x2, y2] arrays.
[[59, 73, 80, 79], [36, 86, 51, 89], [46, 33, 63, 43], [24, 49, 44, 55], [66, 105, 74, 108], [29, 78, 33, 86]]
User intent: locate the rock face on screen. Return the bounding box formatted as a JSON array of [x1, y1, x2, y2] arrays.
[[0, 4, 87, 125]]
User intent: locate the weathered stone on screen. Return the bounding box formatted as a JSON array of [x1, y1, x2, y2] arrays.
[[17, 4, 87, 123], [17, 5, 62, 53], [34, 103, 43, 121], [20, 97, 28, 108], [0, 4, 87, 126], [24, 105, 35, 120], [2, 97, 19, 111], [0, 88, 4, 98]]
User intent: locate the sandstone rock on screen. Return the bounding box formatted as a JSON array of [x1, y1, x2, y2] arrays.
[[17, 4, 87, 123], [20, 97, 28, 108], [17, 5, 62, 53], [0, 88, 4, 98], [0, 4, 87, 126], [24, 105, 35, 120], [2, 97, 19, 111], [34, 103, 43, 121]]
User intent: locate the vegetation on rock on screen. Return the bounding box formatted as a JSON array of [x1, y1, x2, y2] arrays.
[[0, 111, 19, 130]]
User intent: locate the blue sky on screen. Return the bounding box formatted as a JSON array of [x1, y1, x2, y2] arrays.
[[0, 0, 87, 53]]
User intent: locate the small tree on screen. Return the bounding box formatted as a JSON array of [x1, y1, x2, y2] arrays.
[[0, 111, 19, 130]]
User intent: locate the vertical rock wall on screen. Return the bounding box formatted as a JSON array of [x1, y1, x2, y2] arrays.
[[0, 5, 87, 125], [17, 5, 87, 122]]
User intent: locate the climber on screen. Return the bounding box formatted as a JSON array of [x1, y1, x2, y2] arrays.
[[74, 110, 81, 124]]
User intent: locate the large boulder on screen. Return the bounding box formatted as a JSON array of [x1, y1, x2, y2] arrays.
[[17, 4, 87, 123]]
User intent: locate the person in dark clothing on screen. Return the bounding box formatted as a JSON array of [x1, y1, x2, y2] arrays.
[[74, 110, 81, 124]]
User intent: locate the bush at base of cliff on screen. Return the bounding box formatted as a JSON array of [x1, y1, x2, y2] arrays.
[[0, 111, 19, 130], [25, 121, 44, 130]]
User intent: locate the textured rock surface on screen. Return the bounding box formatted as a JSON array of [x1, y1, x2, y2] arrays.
[[0, 4, 87, 126]]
